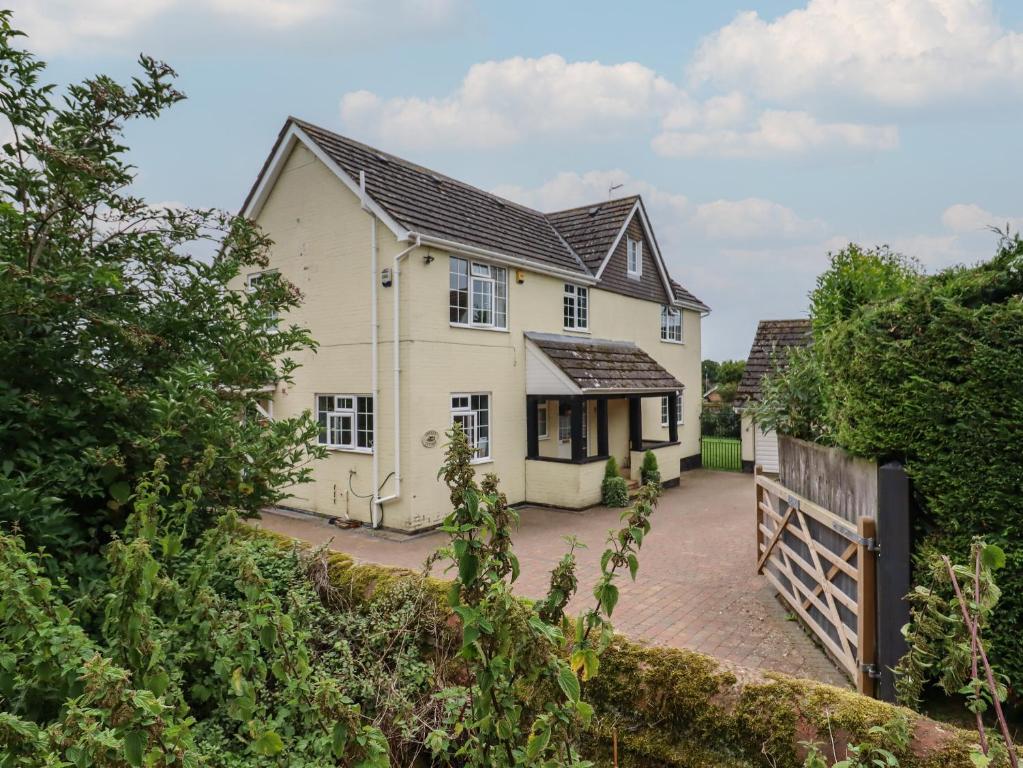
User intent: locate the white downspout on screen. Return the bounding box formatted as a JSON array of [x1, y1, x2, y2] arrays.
[[375, 234, 420, 516], [360, 171, 382, 529]]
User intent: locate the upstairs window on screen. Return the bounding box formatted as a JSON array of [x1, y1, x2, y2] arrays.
[[247, 269, 280, 323], [450, 257, 507, 329], [661, 391, 684, 426], [563, 284, 589, 330], [451, 393, 491, 461], [626, 237, 643, 277], [660, 305, 682, 343], [317, 395, 373, 451]]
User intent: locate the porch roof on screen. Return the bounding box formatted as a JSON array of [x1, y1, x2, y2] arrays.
[[524, 332, 683, 395]]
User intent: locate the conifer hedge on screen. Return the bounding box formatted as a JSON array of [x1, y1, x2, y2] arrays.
[[813, 237, 1023, 689]]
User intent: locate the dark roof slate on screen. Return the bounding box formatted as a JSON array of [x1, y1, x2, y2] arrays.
[[526, 332, 682, 393], [545, 197, 637, 273], [255, 118, 707, 310], [671, 279, 710, 312], [737, 319, 813, 402]]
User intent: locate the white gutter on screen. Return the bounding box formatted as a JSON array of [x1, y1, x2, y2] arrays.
[[374, 234, 420, 516], [415, 232, 598, 285]]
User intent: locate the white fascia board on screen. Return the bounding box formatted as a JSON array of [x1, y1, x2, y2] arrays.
[[594, 200, 641, 280], [632, 202, 684, 307], [242, 123, 411, 243], [416, 233, 597, 285]]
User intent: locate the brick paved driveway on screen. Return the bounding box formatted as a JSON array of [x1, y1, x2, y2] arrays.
[[254, 469, 848, 687]]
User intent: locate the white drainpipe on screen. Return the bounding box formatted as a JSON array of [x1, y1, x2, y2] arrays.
[[374, 234, 421, 518], [360, 171, 383, 528]]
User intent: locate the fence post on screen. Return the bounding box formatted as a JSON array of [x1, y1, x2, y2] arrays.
[[857, 516, 878, 697], [875, 462, 913, 702], [754, 465, 764, 565]]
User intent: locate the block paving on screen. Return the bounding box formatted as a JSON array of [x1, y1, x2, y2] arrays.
[[254, 469, 848, 687]]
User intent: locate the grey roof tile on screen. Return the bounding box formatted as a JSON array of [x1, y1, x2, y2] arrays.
[[526, 332, 682, 392], [737, 319, 812, 401]]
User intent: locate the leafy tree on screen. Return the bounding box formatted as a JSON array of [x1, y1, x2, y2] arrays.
[[0, 11, 320, 588]]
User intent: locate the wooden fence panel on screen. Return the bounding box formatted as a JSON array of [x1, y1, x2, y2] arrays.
[[755, 467, 878, 695], [701, 437, 741, 471]]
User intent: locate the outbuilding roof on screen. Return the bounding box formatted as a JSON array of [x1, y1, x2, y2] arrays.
[[737, 319, 813, 402], [525, 332, 682, 393]]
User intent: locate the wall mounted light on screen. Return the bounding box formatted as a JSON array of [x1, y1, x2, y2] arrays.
[[423, 251, 435, 265]]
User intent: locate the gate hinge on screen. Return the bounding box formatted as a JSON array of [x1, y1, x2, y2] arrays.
[[860, 663, 882, 680], [859, 536, 880, 553]]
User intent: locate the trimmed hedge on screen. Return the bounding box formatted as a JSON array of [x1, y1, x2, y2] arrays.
[[252, 526, 996, 767], [815, 237, 1023, 689]]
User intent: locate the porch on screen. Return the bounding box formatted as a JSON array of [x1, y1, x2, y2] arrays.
[[522, 332, 683, 509]]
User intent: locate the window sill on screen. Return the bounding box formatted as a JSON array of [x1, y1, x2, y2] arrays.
[[538, 435, 550, 441], [470, 457, 493, 466], [562, 327, 590, 335], [660, 338, 685, 345], [324, 446, 374, 455], [449, 323, 510, 334], [626, 272, 642, 281]]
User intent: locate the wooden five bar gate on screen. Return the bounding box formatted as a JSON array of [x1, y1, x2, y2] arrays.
[[755, 466, 878, 695]]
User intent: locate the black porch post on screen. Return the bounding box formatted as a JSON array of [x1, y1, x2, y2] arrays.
[[628, 396, 643, 452], [668, 391, 679, 443], [596, 399, 609, 456], [526, 396, 540, 459], [570, 396, 585, 461]]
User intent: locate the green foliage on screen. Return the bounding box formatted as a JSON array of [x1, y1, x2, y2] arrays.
[[702, 359, 745, 389], [750, 236, 1023, 690], [640, 450, 660, 487], [431, 424, 661, 766], [601, 457, 628, 507], [801, 714, 910, 767], [0, 11, 322, 587], [700, 405, 740, 438]]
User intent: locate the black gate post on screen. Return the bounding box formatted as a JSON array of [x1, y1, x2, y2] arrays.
[[875, 461, 913, 701]]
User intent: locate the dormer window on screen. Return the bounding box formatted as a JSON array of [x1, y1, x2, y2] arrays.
[[626, 237, 643, 278]]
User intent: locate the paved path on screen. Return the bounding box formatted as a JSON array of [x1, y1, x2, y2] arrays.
[[253, 469, 848, 687]]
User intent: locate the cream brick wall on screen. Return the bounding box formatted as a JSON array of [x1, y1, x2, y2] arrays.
[[524, 459, 606, 509], [241, 142, 704, 530]]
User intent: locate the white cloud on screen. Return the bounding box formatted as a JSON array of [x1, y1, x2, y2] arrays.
[[690, 198, 827, 241], [7, 0, 467, 54], [340, 55, 681, 150], [689, 0, 1023, 107], [942, 203, 1023, 234], [652, 109, 898, 158]]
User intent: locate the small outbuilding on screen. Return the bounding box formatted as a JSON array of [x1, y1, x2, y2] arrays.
[[736, 319, 812, 473]]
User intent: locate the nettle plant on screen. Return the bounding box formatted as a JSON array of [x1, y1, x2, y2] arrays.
[[428, 425, 661, 766], [896, 540, 1018, 768]]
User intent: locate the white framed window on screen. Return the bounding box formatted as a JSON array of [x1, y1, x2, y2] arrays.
[[450, 257, 507, 330], [557, 404, 588, 446], [537, 403, 549, 440], [661, 391, 684, 427], [451, 393, 491, 462], [247, 270, 280, 322], [626, 237, 643, 277], [317, 394, 373, 451], [563, 283, 589, 331], [660, 305, 682, 343]]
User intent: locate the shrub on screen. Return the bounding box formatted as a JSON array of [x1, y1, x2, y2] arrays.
[[602, 476, 629, 508], [700, 405, 740, 438], [601, 456, 628, 507], [640, 450, 660, 486]]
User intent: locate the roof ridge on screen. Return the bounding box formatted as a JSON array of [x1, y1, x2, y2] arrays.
[[544, 194, 640, 217]]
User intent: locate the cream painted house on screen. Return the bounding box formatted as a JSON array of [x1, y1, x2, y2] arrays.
[[238, 118, 709, 531]]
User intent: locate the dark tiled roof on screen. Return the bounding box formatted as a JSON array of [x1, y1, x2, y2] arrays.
[[294, 120, 586, 274], [671, 279, 710, 312], [737, 319, 812, 402], [545, 196, 637, 273], [526, 332, 682, 392], [252, 118, 707, 309]]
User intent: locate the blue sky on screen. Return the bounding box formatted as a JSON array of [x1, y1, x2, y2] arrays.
[[14, 0, 1023, 359]]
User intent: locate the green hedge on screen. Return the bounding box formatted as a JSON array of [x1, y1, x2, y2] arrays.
[[815, 237, 1023, 688]]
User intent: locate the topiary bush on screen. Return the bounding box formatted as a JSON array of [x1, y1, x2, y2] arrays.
[[640, 450, 660, 487], [601, 456, 629, 507]]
